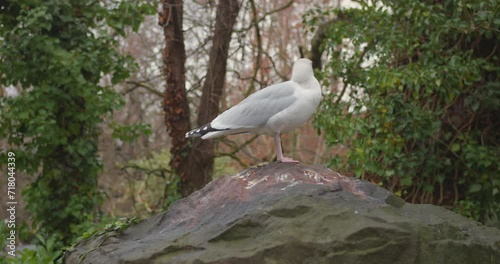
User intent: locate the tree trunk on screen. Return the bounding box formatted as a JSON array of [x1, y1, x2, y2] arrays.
[[191, 0, 241, 195], [161, 0, 241, 198], [160, 0, 192, 198]]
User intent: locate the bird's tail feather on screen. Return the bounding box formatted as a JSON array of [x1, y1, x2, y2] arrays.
[[186, 124, 253, 139], [185, 124, 229, 138]]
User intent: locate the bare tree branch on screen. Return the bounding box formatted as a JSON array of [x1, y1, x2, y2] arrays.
[[235, 0, 295, 33], [124, 81, 163, 97], [245, 0, 263, 97]]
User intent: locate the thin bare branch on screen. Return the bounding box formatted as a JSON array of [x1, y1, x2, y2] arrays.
[[124, 81, 163, 97], [235, 0, 295, 33]]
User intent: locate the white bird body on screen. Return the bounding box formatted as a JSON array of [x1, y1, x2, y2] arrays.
[[186, 58, 322, 163]]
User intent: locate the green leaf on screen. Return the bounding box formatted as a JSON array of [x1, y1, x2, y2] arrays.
[[469, 183, 482, 193], [385, 169, 395, 177], [400, 177, 412, 186]]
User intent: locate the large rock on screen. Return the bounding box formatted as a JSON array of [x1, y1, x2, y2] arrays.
[[64, 163, 500, 264]]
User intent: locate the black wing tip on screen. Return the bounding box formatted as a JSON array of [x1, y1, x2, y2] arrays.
[[185, 124, 228, 138]]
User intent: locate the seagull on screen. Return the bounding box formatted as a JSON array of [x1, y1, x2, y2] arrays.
[[186, 58, 322, 163]]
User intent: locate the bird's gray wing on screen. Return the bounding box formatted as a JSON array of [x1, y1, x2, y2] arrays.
[[211, 81, 298, 129]]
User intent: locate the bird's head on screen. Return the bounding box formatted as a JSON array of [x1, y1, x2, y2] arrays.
[[291, 58, 314, 84]]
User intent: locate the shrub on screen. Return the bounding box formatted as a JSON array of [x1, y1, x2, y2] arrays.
[[308, 0, 499, 225]]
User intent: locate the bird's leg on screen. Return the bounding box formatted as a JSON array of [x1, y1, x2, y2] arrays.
[[274, 134, 299, 163]]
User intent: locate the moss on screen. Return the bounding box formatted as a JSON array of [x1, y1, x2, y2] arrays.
[[385, 194, 406, 208]]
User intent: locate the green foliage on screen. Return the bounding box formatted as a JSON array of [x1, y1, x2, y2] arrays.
[[307, 0, 499, 225], [11, 235, 63, 264], [109, 122, 152, 142], [0, 217, 141, 264], [0, 0, 154, 242], [61, 217, 143, 263], [0, 223, 6, 260], [214, 156, 239, 178], [0, 221, 62, 264], [70, 217, 143, 247], [120, 150, 182, 212]]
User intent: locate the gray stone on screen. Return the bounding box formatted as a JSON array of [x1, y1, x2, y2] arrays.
[[64, 163, 500, 264]]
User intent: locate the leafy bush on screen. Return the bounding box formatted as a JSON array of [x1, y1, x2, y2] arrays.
[[0, 0, 155, 242], [0, 222, 62, 264], [307, 0, 499, 225], [11, 235, 63, 264]]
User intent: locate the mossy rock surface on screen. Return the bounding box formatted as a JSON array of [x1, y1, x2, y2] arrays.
[[64, 163, 500, 264]]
